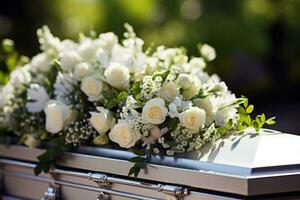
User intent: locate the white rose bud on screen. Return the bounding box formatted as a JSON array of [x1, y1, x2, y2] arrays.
[[159, 81, 178, 102], [99, 32, 118, 51], [109, 120, 141, 149], [193, 97, 215, 125], [142, 98, 168, 124], [93, 134, 110, 146], [74, 62, 91, 80], [179, 107, 206, 131], [90, 107, 116, 135], [177, 74, 193, 90], [44, 100, 76, 134], [200, 44, 216, 61], [31, 53, 52, 73], [81, 76, 103, 101], [23, 134, 39, 148], [182, 77, 202, 100], [60, 51, 81, 71], [104, 63, 130, 90]]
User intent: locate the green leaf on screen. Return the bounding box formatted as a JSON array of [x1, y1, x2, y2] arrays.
[[128, 156, 145, 163], [261, 113, 266, 122], [116, 91, 128, 102], [266, 117, 276, 125], [133, 149, 146, 156], [246, 105, 254, 114]]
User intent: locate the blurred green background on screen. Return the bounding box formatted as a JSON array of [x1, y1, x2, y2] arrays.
[[0, 0, 300, 133]]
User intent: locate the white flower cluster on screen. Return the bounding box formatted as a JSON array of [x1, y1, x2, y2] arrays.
[[1, 24, 259, 155]]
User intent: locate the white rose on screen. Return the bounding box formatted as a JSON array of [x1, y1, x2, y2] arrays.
[[179, 107, 206, 131], [193, 97, 215, 125], [99, 32, 118, 51], [78, 39, 97, 61], [200, 44, 216, 61], [142, 98, 168, 124], [104, 63, 130, 90], [31, 53, 52, 73], [189, 57, 206, 73], [159, 81, 178, 102], [44, 100, 76, 134], [60, 51, 81, 71], [109, 120, 141, 149], [74, 62, 91, 80], [182, 76, 201, 100], [177, 74, 193, 90], [215, 107, 237, 127], [90, 107, 116, 135], [80, 76, 103, 101]]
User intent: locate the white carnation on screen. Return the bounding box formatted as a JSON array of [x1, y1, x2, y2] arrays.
[[90, 107, 116, 135], [142, 98, 168, 124], [104, 63, 130, 90], [109, 120, 141, 149], [26, 84, 50, 113]]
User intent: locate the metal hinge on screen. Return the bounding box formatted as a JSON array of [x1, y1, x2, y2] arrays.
[[157, 184, 189, 200], [41, 183, 59, 200]]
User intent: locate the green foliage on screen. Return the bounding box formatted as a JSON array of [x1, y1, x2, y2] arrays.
[[34, 136, 67, 175], [0, 39, 29, 84], [128, 149, 149, 179], [237, 96, 276, 133]]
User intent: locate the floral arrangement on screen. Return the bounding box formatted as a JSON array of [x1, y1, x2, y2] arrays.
[[0, 24, 275, 178]]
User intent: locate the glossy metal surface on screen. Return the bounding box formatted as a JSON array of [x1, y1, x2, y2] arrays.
[[0, 129, 300, 197]]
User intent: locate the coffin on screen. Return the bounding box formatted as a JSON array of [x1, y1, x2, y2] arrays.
[[0, 129, 300, 200]]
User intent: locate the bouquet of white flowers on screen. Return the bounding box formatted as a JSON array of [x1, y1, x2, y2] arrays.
[[0, 24, 275, 178]]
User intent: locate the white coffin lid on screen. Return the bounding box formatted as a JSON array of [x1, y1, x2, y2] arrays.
[[183, 129, 300, 175]]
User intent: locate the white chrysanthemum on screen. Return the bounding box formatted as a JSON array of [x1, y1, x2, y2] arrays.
[[60, 51, 81, 71], [31, 53, 52, 73], [26, 84, 50, 113], [200, 44, 216, 61]]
